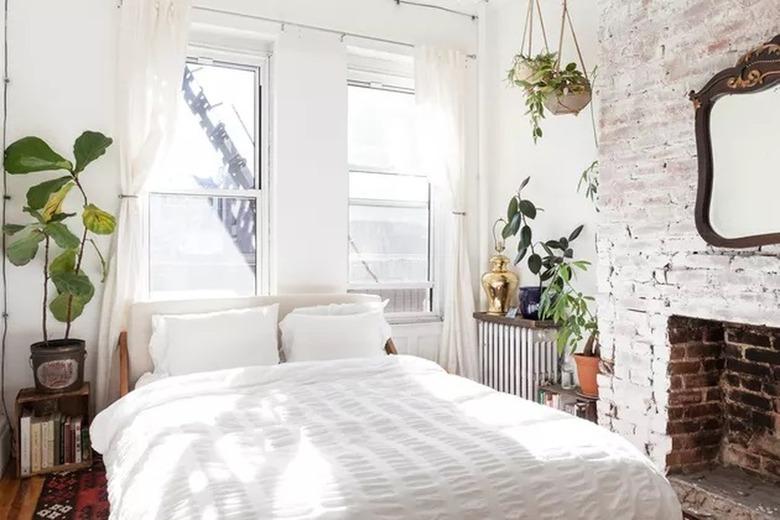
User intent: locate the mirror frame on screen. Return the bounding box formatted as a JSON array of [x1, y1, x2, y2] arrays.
[[689, 34, 780, 248]]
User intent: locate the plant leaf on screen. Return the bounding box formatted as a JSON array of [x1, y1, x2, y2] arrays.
[[3, 223, 27, 235], [51, 271, 94, 300], [27, 177, 74, 210], [49, 249, 77, 275], [506, 196, 518, 221], [528, 253, 542, 274], [7, 230, 44, 266], [520, 225, 532, 248], [45, 222, 80, 249], [569, 224, 584, 242], [88, 238, 109, 283], [41, 182, 74, 222], [519, 176, 530, 191], [73, 131, 113, 174], [4, 137, 73, 174], [82, 204, 116, 235], [49, 293, 86, 322], [514, 247, 528, 265], [518, 200, 537, 219]]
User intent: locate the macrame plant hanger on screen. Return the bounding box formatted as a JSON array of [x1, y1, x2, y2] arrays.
[[545, 0, 593, 115], [519, 0, 550, 60]]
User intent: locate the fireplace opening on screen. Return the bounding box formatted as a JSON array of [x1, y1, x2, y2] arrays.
[[665, 316, 780, 518]]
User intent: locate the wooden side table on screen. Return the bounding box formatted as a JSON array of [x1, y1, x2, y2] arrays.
[[538, 383, 598, 423], [14, 383, 92, 478]]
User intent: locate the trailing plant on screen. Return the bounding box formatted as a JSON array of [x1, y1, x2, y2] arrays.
[[3, 131, 116, 342], [578, 160, 599, 203], [507, 52, 591, 143], [539, 253, 599, 357]]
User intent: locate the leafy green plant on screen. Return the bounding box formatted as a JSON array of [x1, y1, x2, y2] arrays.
[[3, 132, 116, 342], [539, 253, 599, 357], [502, 176, 585, 285], [507, 52, 591, 143]]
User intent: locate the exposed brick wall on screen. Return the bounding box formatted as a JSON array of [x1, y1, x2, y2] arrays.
[[595, 1, 780, 470]]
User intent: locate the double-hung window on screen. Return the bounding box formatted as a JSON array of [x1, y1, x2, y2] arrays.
[[148, 55, 268, 299], [347, 71, 437, 318]]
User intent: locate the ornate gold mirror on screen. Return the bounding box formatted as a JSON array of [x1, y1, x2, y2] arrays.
[[690, 34, 780, 248]]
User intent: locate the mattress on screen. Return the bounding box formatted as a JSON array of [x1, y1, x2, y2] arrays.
[[91, 355, 681, 519]]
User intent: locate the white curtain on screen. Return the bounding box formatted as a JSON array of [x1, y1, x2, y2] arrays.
[[95, 0, 192, 410], [415, 47, 478, 380]]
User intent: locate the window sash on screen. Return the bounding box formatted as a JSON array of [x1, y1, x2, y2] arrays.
[[147, 50, 269, 299]]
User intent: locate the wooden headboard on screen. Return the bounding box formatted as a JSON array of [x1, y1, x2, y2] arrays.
[[118, 294, 397, 397]]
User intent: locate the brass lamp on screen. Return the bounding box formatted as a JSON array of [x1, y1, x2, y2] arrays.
[[481, 218, 519, 315]]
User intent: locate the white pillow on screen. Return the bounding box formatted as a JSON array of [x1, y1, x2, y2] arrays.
[[279, 311, 390, 362], [291, 299, 389, 316], [148, 304, 280, 376]]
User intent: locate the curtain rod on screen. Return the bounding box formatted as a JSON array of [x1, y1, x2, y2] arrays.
[[192, 6, 478, 59], [393, 0, 479, 20]]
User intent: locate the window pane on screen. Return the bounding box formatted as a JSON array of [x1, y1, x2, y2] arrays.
[[350, 171, 428, 203], [349, 204, 429, 284], [150, 194, 256, 298], [152, 62, 258, 191], [348, 86, 417, 172]]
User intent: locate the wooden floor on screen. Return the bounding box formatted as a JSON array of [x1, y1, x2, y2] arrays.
[[0, 463, 44, 520]]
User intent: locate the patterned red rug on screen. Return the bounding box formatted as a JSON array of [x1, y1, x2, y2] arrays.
[[33, 454, 109, 520]]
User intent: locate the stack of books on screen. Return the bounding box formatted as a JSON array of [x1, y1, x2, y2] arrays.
[[18, 412, 90, 476], [537, 388, 597, 422]]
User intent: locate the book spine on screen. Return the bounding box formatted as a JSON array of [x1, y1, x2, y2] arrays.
[[64, 419, 71, 464], [59, 415, 65, 465], [31, 421, 41, 473], [47, 418, 54, 468], [81, 427, 90, 462], [53, 414, 60, 468], [40, 420, 49, 470], [20, 415, 31, 476], [74, 419, 82, 463]]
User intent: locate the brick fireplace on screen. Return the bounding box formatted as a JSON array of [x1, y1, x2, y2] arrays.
[[666, 317, 780, 480]]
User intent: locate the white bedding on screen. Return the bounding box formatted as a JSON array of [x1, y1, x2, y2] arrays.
[[91, 355, 681, 520]]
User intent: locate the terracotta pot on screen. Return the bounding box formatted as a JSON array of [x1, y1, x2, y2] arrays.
[[574, 354, 599, 397], [543, 88, 592, 115]]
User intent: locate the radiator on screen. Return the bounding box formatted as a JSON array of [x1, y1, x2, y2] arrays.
[[476, 316, 559, 401]]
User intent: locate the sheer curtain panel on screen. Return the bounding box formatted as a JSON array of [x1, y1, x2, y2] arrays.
[[95, 0, 192, 410], [415, 47, 478, 380]]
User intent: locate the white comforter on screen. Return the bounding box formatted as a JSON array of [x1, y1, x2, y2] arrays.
[[92, 355, 681, 520]]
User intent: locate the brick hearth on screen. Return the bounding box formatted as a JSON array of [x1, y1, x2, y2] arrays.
[[666, 317, 780, 481]]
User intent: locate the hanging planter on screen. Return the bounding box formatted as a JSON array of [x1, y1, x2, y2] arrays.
[[508, 0, 593, 142]]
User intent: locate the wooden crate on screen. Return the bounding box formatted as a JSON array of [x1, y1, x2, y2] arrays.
[[14, 383, 92, 478]]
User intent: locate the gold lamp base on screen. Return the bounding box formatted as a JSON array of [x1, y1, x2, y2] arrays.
[[481, 253, 519, 315]]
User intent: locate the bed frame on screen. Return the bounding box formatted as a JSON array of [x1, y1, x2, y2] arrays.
[[117, 294, 397, 398]]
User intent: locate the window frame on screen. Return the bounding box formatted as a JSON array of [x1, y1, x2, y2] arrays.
[[346, 74, 442, 323], [146, 47, 271, 300]]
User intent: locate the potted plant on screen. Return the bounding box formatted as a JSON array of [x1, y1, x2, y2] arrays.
[[502, 176, 584, 320], [539, 249, 600, 397], [4, 131, 116, 392], [507, 52, 592, 142]]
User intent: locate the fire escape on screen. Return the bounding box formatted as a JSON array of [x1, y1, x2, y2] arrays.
[[181, 65, 256, 260]]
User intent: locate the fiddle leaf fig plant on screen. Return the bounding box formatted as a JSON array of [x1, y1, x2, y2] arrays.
[[3, 131, 116, 342]]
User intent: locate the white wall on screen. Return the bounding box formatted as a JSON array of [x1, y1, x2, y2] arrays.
[[480, 0, 599, 299], [0, 0, 480, 444]]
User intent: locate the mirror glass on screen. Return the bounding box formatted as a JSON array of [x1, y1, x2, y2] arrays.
[[709, 84, 780, 239]]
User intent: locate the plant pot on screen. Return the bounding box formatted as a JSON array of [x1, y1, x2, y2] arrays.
[[518, 286, 543, 320], [30, 339, 86, 393], [511, 60, 534, 84], [543, 88, 592, 115], [574, 354, 599, 397]]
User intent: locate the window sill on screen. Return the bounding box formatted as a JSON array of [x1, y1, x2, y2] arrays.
[[386, 314, 443, 326]]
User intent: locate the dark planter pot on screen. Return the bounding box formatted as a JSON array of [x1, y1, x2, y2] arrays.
[[30, 339, 86, 393], [519, 286, 543, 320]]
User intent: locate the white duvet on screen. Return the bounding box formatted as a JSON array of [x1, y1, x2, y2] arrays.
[[91, 355, 681, 520]]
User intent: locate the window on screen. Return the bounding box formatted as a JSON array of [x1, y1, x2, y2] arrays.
[[347, 79, 436, 317], [148, 56, 267, 299]]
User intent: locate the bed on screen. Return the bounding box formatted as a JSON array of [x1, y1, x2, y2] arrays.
[[91, 294, 682, 519]]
